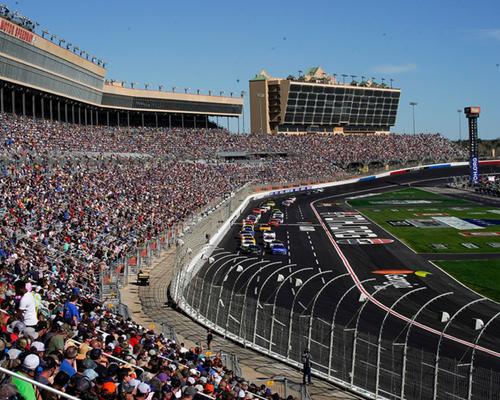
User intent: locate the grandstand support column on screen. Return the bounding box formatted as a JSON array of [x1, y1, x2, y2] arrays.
[[107, 111, 109, 127], [22, 92, 26, 116], [96, 110, 99, 126], [78, 107, 81, 125], [84, 108, 87, 126], [206, 115, 208, 129], [71, 104, 74, 124], [49, 99, 53, 121], [90, 108, 93, 126], [194, 115, 197, 130], [11, 90, 15, 115], [57, 101, 61, 122], [117, 112, 120, 127], [156, 113, 158, 128], [0, 87, 3, 113], [141, 114, 144, 128], [168, 114, 171, 129], [182, 114, 185, 129], [227, 116, 229, 132], [127, 112, 130, 127], [32, 94, 35, 118], [40, 97, 44, 119], [65, 103, 68, 123]]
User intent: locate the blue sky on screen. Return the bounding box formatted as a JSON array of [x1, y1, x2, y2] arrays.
[[9, 0, 500, 139]]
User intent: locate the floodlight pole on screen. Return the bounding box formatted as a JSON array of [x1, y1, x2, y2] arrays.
[[410, 102, 418, 135]]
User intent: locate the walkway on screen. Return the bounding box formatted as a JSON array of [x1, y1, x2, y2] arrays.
[[120, 248, 363, 400]]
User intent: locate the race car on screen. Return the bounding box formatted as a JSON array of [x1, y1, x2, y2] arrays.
[[258, 223, 272, 232], [282, 200, 292, 207], [266, 201, 275, 206], [252, 208, 262, 214], [271, 243, 287, 255], [243, 244, 261, 254], [268, 219, 280, 227], [263, 230, 276, 240], [240, 239, 256, 249]]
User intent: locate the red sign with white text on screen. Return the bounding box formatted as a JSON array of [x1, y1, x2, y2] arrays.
[[0, 18, 35, 44]]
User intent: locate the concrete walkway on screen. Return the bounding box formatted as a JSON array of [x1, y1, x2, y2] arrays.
[[120, 248, 362, 400]]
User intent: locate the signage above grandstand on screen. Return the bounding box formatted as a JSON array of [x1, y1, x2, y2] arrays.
[[0, 18, 35, 44]]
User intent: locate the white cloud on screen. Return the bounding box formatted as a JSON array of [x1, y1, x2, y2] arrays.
[[372, 63, 417, 74], [479, 29, 500, 41]]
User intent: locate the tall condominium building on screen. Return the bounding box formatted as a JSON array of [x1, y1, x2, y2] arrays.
[[249, 66, 401, 135]]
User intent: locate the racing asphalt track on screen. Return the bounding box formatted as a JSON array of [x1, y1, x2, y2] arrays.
[[208, 164, 500, 374]]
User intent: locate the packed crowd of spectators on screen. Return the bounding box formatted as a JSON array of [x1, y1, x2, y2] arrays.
[[0, 278, 286, 400], [0, 112, 466, 399], [0, 113, 466, 164]]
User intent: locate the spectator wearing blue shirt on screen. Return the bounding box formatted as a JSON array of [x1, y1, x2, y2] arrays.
[[64, 294, 80, 327], [59, 346, 78, 378]]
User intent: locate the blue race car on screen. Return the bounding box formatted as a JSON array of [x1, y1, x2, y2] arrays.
[[271, 244, 287, 255]]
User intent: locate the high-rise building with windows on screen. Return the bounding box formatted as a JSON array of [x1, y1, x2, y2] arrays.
[[249, 67, 401, 134]]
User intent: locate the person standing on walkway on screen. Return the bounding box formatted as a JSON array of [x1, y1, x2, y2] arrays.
[[207, 329, 213, 350], [301, 349, 312, 385]]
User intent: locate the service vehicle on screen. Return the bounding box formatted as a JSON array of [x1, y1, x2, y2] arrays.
[[137, 272, 150, 286], [271, 243, 287, 255]]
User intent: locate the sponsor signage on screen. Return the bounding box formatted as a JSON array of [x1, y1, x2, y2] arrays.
[[460, 232, 500, 237], [486, 243, 500, 248], [387, 220, 413, 227], [464, 107, 481, 114], [324, 212, 377, 238], [461, 243, 480, 249], [434, 217, 483, 230], [462, 219, 500, 227], [471, 156, 479, 185], [373, 274, 418, 290], [369, 200, 438, 205], [415, 213, 449, 216], [408, 219, 450, 228], [336, 238, 393, 245], [488, 210, 500, 215], [0, 18, 35, 44], [299, 226, 315, 232], [429, 244, 450, 249]]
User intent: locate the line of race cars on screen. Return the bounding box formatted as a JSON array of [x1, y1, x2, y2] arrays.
[[236, 196, 297, 255]]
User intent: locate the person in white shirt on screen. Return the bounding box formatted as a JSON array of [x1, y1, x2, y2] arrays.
[[14, 280, 38, 327]]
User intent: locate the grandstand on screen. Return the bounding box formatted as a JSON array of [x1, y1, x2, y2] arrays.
[[0, 11, 242, 129]]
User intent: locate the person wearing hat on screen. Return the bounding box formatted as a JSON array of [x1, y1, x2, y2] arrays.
[[11, 354, 42, 400], [46, 323, 71, 354], [36, 356, 59, 392], [135, 382, 152, 400], [13, 281, 38, 328], [182, 385, 197, 400]]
